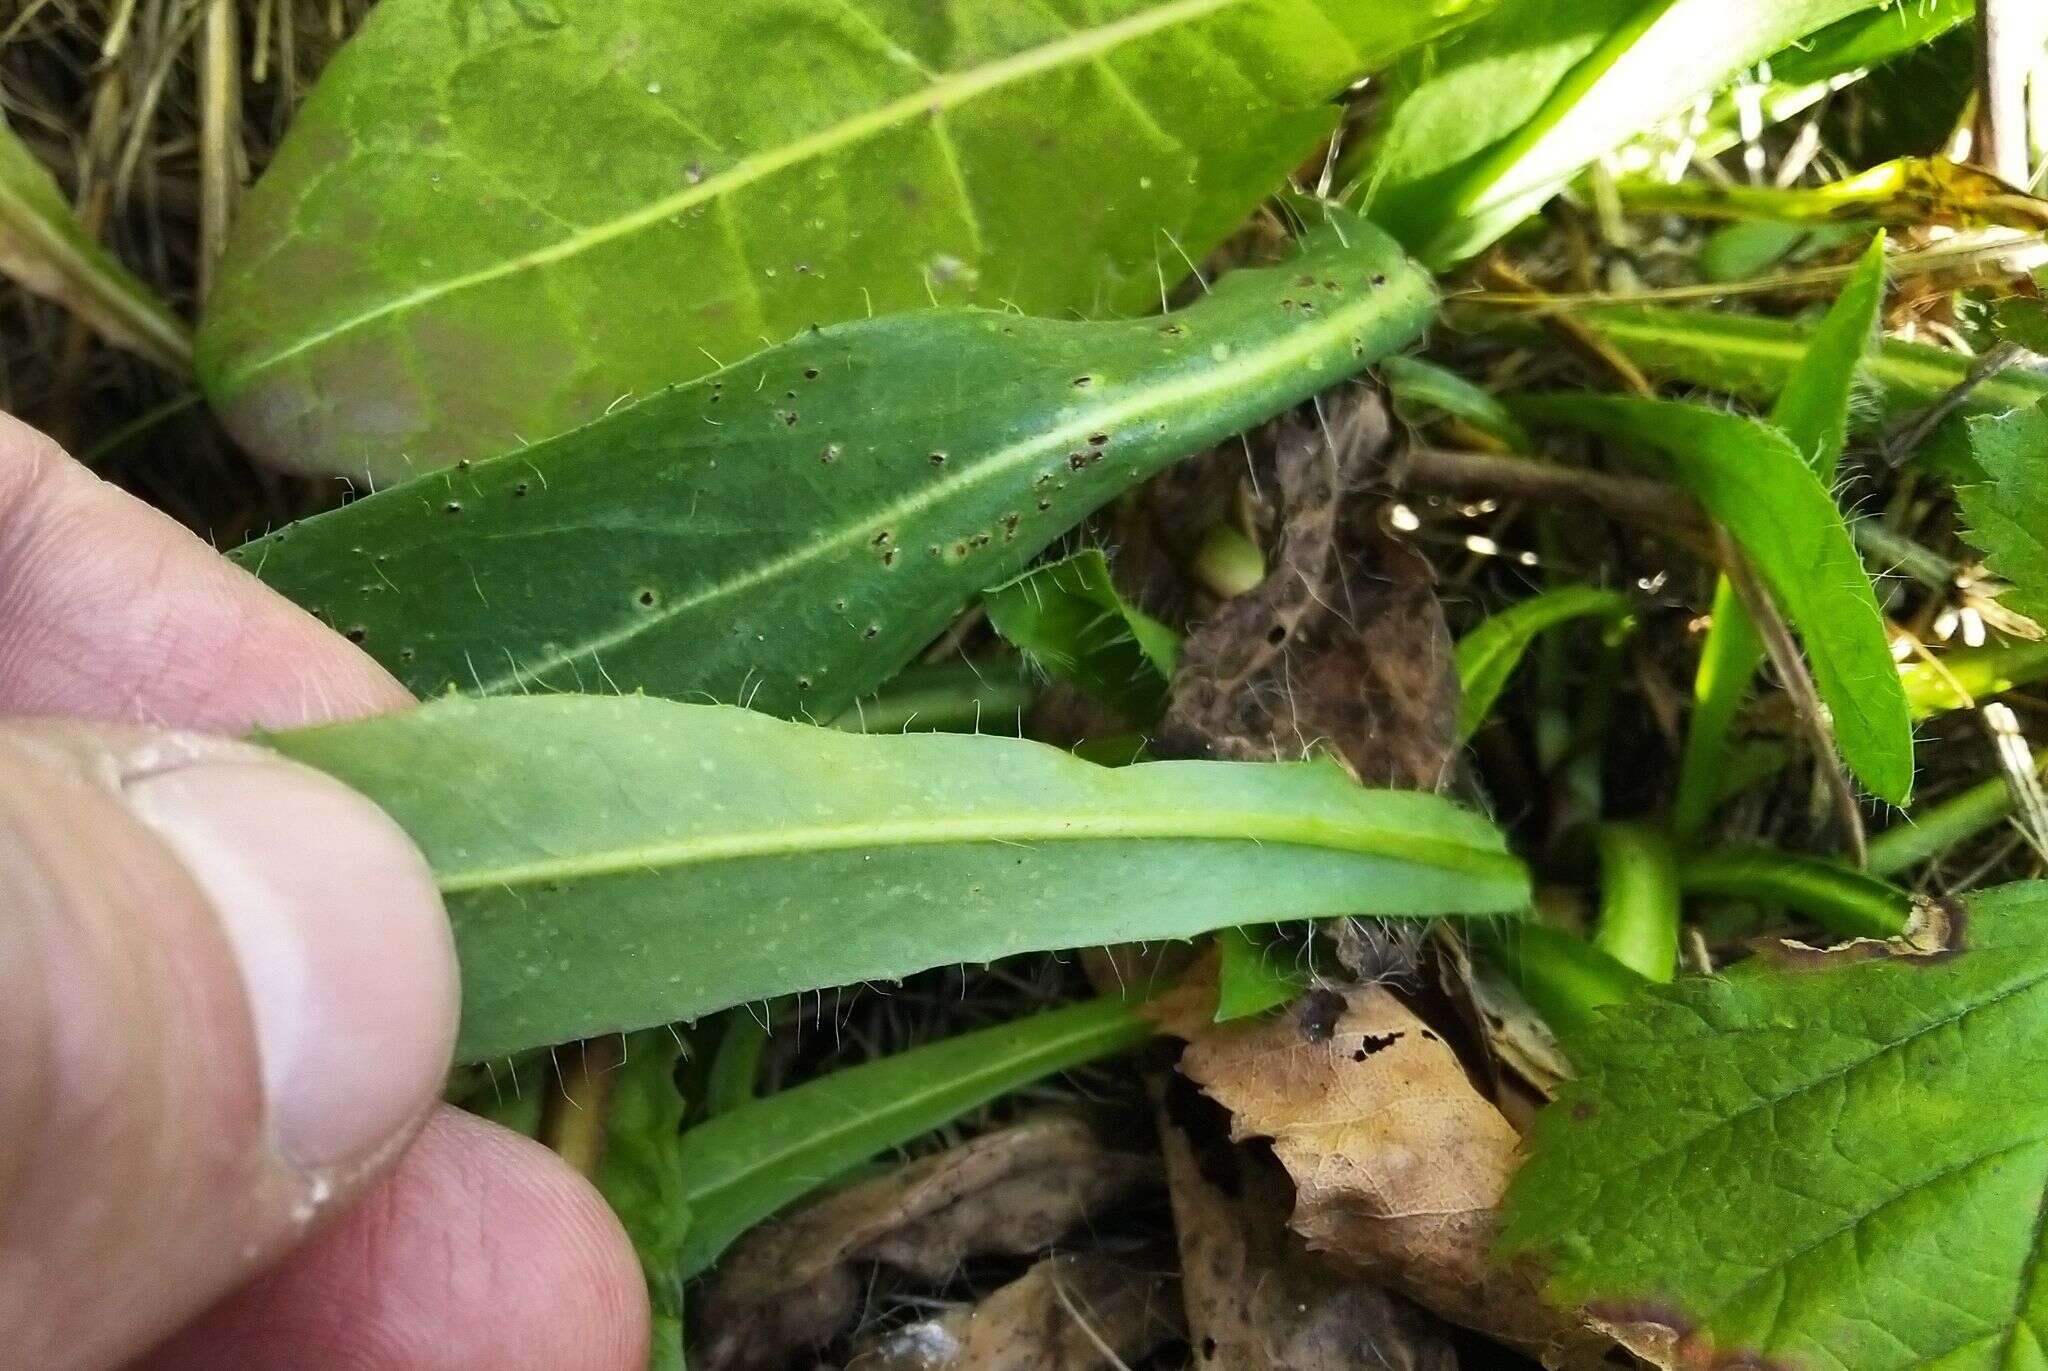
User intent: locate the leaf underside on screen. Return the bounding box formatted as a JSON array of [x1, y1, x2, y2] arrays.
[[261, 693, 1529, 1061], [196, 0, 1479, 477], [234, 215, 1432, 721], [1503, 883, 2048, 1370]]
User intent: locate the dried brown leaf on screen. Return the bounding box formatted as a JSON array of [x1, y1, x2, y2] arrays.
[[699, 1115, 1156, 1371], [855, 1249, 1181, 1371], [1179, 986, 1611, 1367], [1157, 393, 1458, 793], [1158, 1078, 1457, 1371]]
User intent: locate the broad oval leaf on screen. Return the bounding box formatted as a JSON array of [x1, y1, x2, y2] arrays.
[[1516, 394, 1913, 804], [1453, 585, 1633, 742], [261, 694, 1531, 1061], [1502, 884, 2048, 1370], [673, 994, 1155, 1278], [0, 113, 189, 373], [196, 0, 1482, 477], [1355, 0, 1886, 266], [235, 216, 1432, 720]]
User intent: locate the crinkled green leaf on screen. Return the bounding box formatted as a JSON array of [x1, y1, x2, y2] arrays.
[[196, 0, 1483, 477], [1503, 882, 2048, 1370], [1963, 400, 2048, 631], [1355, 0, 1887, 266], [984, 549, 1178, 723], [1453, 585, 1633, 742], [235, 217, 1431, 720], [1517, 394, 1913, 804], [0, 112, 188, 373], [1675, 235, 1886, 837], [261, 694, 1529, 1061], [674, 994, 1155, 1278]]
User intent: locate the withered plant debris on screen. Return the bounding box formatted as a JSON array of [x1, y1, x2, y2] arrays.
[[697, 1113, 1157, 1371]]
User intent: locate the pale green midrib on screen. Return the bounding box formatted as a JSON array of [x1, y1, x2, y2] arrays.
[[465, 271, 1412, 695], [0, 184, 192, 367], [434, 803, 1514, 896], [677, 1001, 1142, 1224], [219, 0, 1255, 389]]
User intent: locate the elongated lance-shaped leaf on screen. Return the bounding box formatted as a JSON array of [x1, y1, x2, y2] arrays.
[[673, 994, 1155, 1279], [1502, 884, 2048, 1370], [261, 694, 1530, 1062], [1353, 0, 1886, 266], [1468, 302, 2048, 442], [0, 113, 189, 374], [984, 549, 1179, 724], [1516, 394, 1913, 804], [195, 0, 1485, 478], [1453, 585, 1633, 742], [1674, 235, 1886, 839], [235, 217, 1432, 721]]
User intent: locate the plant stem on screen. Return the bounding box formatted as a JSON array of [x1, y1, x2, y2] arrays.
[[1672, 574, 1763, 840], [1471, 920, 1646, 1032], [1677, 847, 1911, 939], [1592, 822, 1682, 982], [540, 1035, 624, 1179], [1869, 748, 2048, 877]]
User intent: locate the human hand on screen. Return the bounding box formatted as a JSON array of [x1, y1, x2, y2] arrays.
[[0, 414, 649, 1370]]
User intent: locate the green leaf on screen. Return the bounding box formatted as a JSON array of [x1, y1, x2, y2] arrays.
[[829, 661, 1034, 736], [1674, 235, 1886, 838], [1995, 299, 2048, 356], [1517, 394, 1913, 804], [1477, 303, 2048, 446], [0, 111, 189, 374], [1961, 399, 2048, 631], [1902, 638, 2048, 720], [1380, 353, 1532, 449], [673, 994, 1155, 1278], [234, 216, 1432, 721], [984, 550, 1178, 723], [592, 1031, 693, 1328], [1766, 0, 1972, 85], [1501, 883, 2048, 1370], [1213, 925, 1309, 1021], [1355, 0, 1887, 266], [195, 0, 1482, 477], [260, 694, 1530, 1061], [1453, 585, 1633, 742]]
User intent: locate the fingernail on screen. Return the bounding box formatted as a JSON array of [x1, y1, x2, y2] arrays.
[[126, 758, 458, 1171]]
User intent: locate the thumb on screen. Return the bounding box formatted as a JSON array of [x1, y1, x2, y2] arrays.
[[0, 720, 458, 1370]]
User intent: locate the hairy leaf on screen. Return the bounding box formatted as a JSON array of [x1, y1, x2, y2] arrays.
[[672, 995, 1156, 1278], [1355, 0, 1886, 266], [1674, 236, 1885, 838], [1478, 303, 2048, 441], [261, 694, 1530, 1061], [0, 113, 189, 373], [984, 549, 1178, 723], [1501, 888, 2048, 1370], [1961, 399, 2048, 630], [1214, 925, 1308, 1021], [1453, 586, 1633, 742], [235, 217, 1432, 720], [196, 0, 1482, 477], [1517, 395, 1912, 803]]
